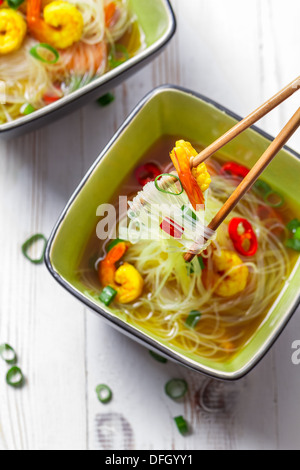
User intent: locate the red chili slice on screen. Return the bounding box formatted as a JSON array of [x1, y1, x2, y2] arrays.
[[135, 163, 161, 186], [160, 218, 184, 239], [221, 162, 250, 178], [228, 217, 258, 256], [43, 95, 61, 104]]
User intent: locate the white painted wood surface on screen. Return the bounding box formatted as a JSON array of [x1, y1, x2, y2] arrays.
[[0, 0, 299, 450]]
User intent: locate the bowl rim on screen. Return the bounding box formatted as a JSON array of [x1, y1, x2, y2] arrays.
[[0, 0, 176, 133], [44, 84, 300, 380]]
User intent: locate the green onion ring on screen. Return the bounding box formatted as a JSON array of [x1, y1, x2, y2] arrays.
[[149, 350, 168, 363], [264, 191, 284, 208], [97, 93, 115, 107], [0, 344, 17, 364], [96, 384, 113, 403], [30, 43, 60, 64], [155, 173, 184, 196], [165, 378, 188, 399], [174, 415, 189, 435], [253, 179, 272, 195], [21, 234, 48, 264], [185, 310, 202, 329], [7, 0, 25, 9], [6, 366, 24, 388], [108, 44, 130, 69]]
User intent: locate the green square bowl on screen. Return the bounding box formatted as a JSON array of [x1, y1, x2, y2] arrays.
[[0, 0, 176, 137], [45, 85, 300, 380]]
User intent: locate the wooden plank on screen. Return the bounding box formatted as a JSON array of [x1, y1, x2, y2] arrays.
[[0, 119, 88, 450]]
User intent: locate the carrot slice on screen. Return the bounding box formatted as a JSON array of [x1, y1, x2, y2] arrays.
[[105, 2, 117, 27]]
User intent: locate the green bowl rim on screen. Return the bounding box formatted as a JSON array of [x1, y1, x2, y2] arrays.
[[44, 84, 300, 380]]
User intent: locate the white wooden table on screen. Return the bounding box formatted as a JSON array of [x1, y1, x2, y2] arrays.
[[0, 0, 299, 450]]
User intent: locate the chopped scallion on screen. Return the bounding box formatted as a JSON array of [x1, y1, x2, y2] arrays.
[[107, 238, 125, 252], [185, 310, 201, 329], [96, 384, 112, 403], [154, 174, 184, 196], [294, 227, 300, 240], [149, 350, 167, 363], [6, 366, 24, 388], [97, 93, 115, 107], [0, 344, 17, 364], [198, 256, 205, 270], [285, 238, 300, 252], [186, 256, 205, 275], [108, 44, 130, 69], [99, 286, 117, 306], [287, 219, 300, 233], [174, 415, 188, 435], [20, 103, 35, 115], [253, 179, 272, 195], [30, 43, 59, 64], [264, 191, 285, 208], [165, 379, 188, 400], [7, 0, 25, 8], [21, 234, 47, 264], [181, 205, 197, 223]]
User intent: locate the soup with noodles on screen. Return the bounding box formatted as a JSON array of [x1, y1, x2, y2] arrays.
[[0, 0, 144, 123], [79, 136, 300, 362]]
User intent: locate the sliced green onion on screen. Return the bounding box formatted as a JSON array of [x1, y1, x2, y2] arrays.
[[6, 366, 24, 388], [107, 238, 125, 252], [97, 93, 115, 107], [20, 103, 35, 116], [108, 44, 130, 69], [174, 415, 188, 435], [165, 379, 188, 400], [253, 179, 272, 195], [30, 43, 59, 64], [186, 256, 205, 275], [154, 174, 184, 196], [181, 205, 197, 222], [21, 234, 47, 264], [0, 344, 17, 364], [7, 0, 25, 9], [185, 310, 202, 329], [285, 238, 300, 252], [149, 350, 167, 363], [294, 227, 300, 240], [287, 219, 300, 233], [96, 384, 112, 403], [198, 256, 205, 270], [264, 191, 284, 208], [99, 286, 117, 306]]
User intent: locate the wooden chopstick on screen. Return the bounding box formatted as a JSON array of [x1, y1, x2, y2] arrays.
[[184, 106, 300, 262], [190, 75, 300, 168]]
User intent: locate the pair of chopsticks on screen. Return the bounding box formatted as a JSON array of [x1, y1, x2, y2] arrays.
[[184, 76, 300, 262]]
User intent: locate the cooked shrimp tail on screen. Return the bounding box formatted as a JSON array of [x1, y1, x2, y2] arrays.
[[27, 0, 84, 49]]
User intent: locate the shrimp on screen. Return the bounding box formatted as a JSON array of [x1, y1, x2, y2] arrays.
[[0, 9, 27, 55], [27, 0, 84, 49], [202, 249, 249, 297], [170, 140, 211, 211], [99, 242, 144, 304]]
